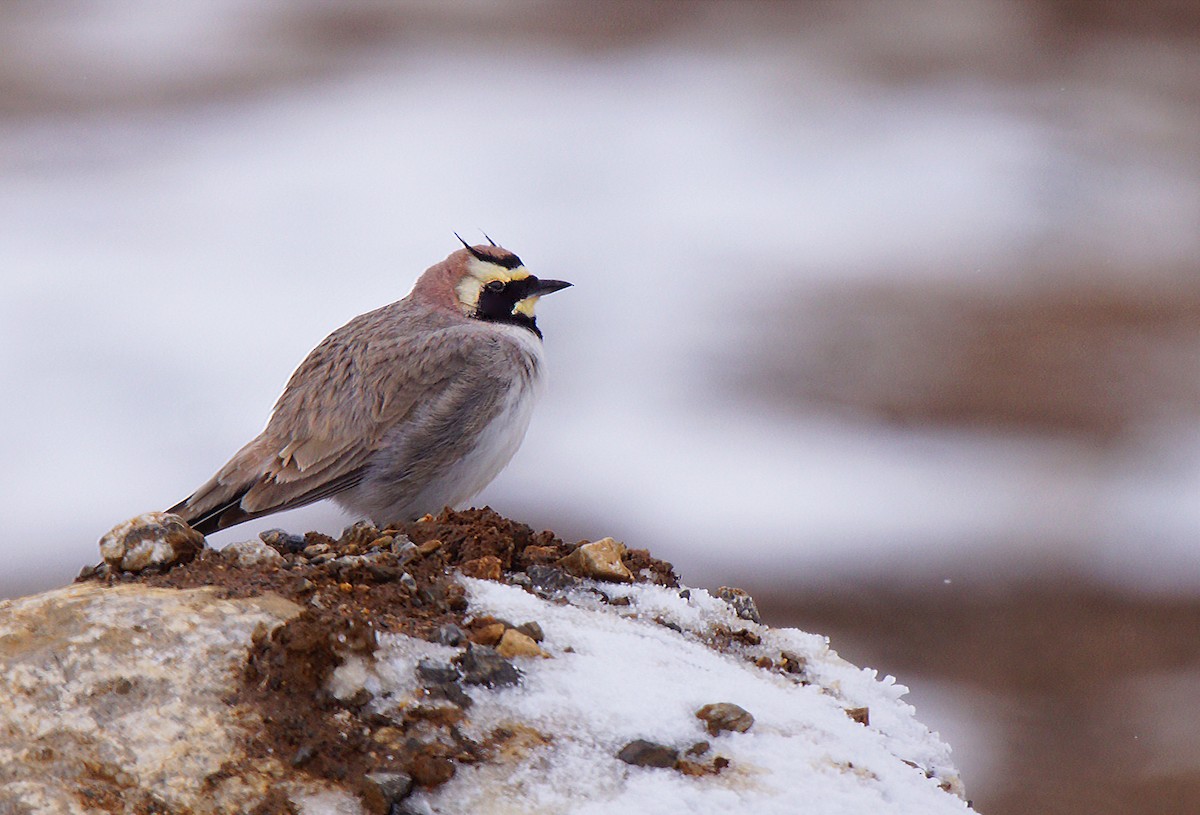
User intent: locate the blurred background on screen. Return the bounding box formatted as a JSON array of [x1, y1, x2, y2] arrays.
[[2, 1, 1198, 812]]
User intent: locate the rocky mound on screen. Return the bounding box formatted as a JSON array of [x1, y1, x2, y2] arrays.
[[0, 508, 971, 814]]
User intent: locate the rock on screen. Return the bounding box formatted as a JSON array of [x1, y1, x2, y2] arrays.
[[259, 528, 307, 553], [470, 622, 506, 646], [340, 521, 381, 548], [453, 644, 520, 688], [780, 651, 806, 674], [0, 583, 302, 813], [558, 537, 634, 583], [525, 564, 580, 595], [417, 539, 444, 556], [432, 623, 466, 646], [616, 739, 679, 768], [714, 586, 761, 624], [98, 512, 204, 573], [847, 706, 870, 725], [416, 659, 461, 685], [222, 539, 286, 568], [460, 555, 503, 581], [495, 629, 550, 659], [7, 508, 971, 814], [392, 536, 419, 564], [303, 543, 331, 558], [407, 744, 456, 788], [515, 621, 544, 642], [695, 703, 754, 736], [361, 771, 414, 814]]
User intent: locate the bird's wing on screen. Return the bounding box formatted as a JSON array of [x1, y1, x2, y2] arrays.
[[170, 307, 435, 525], [174, 313, 534, 532], [238, 316, 492, 511]]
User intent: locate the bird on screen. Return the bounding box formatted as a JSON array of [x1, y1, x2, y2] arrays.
[[168, 238, 571, 536]]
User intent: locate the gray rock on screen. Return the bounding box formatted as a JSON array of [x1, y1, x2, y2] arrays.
[[454, 644, 520, 688], [616, 739, 679, 768], [391, 535, 419, 564], [432, 623, 466, 646], [525, 564, 580, 596], [416, 658, 461, 685], [515, 621, 545, 642], [259, 528, 307, 553]]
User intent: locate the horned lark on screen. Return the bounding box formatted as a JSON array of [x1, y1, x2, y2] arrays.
[[169, 239, 571, 535]]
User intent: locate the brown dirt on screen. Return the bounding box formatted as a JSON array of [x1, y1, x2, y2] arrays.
[[77, 507, 677, 809]]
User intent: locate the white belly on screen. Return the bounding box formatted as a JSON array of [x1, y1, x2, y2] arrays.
[[408, 370, 541, 512], [339, 323, 546, 523]]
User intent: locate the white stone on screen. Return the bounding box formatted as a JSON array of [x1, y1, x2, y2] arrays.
[[222, 538, 287, 568]]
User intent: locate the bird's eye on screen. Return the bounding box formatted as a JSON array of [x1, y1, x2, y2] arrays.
[[485, 280, 505, 293]]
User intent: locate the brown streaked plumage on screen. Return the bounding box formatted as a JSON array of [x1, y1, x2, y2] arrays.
[[169, 243, 571, 535]]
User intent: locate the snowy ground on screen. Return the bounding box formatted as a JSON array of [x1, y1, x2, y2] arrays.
[[322, 576, 969, 814]]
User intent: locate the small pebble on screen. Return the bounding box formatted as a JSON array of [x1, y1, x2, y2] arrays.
[[506, 572, 533, 590], [616, 739, 678, 768], [432, 624, 465, 646], [495, 629, 550, 659], [558, 537, 633, 583], [525, 564, 581, 596], [76, 564, 101, 581], [460, 555, 503, 581], [222, 539, 285, 568], [695, 702, 754, 736], [407, 745, 455, 787], [339, 520, 379, 547], [260, 528, 307, 553], [714, 586, 761, 624], [98, 512, 205, 574], [453, 644, 520, 688], [417, 539, 443, 556], [515, 621, 544, 642], [416, 659, 461, 685], [360, 771, 414, 813], [392, 537, 419, 564], [780, 652, 806, 674], [470, 623, 506, 646]]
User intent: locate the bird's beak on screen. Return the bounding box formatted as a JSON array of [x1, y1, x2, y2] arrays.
[[512, 277, 572, 318], [528, 278, 572, 297]]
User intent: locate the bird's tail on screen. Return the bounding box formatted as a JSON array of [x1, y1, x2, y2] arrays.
[[167, 437, 270, 535]]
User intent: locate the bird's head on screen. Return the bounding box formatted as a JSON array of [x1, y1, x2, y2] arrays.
[[419, 236, 571, 338]]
